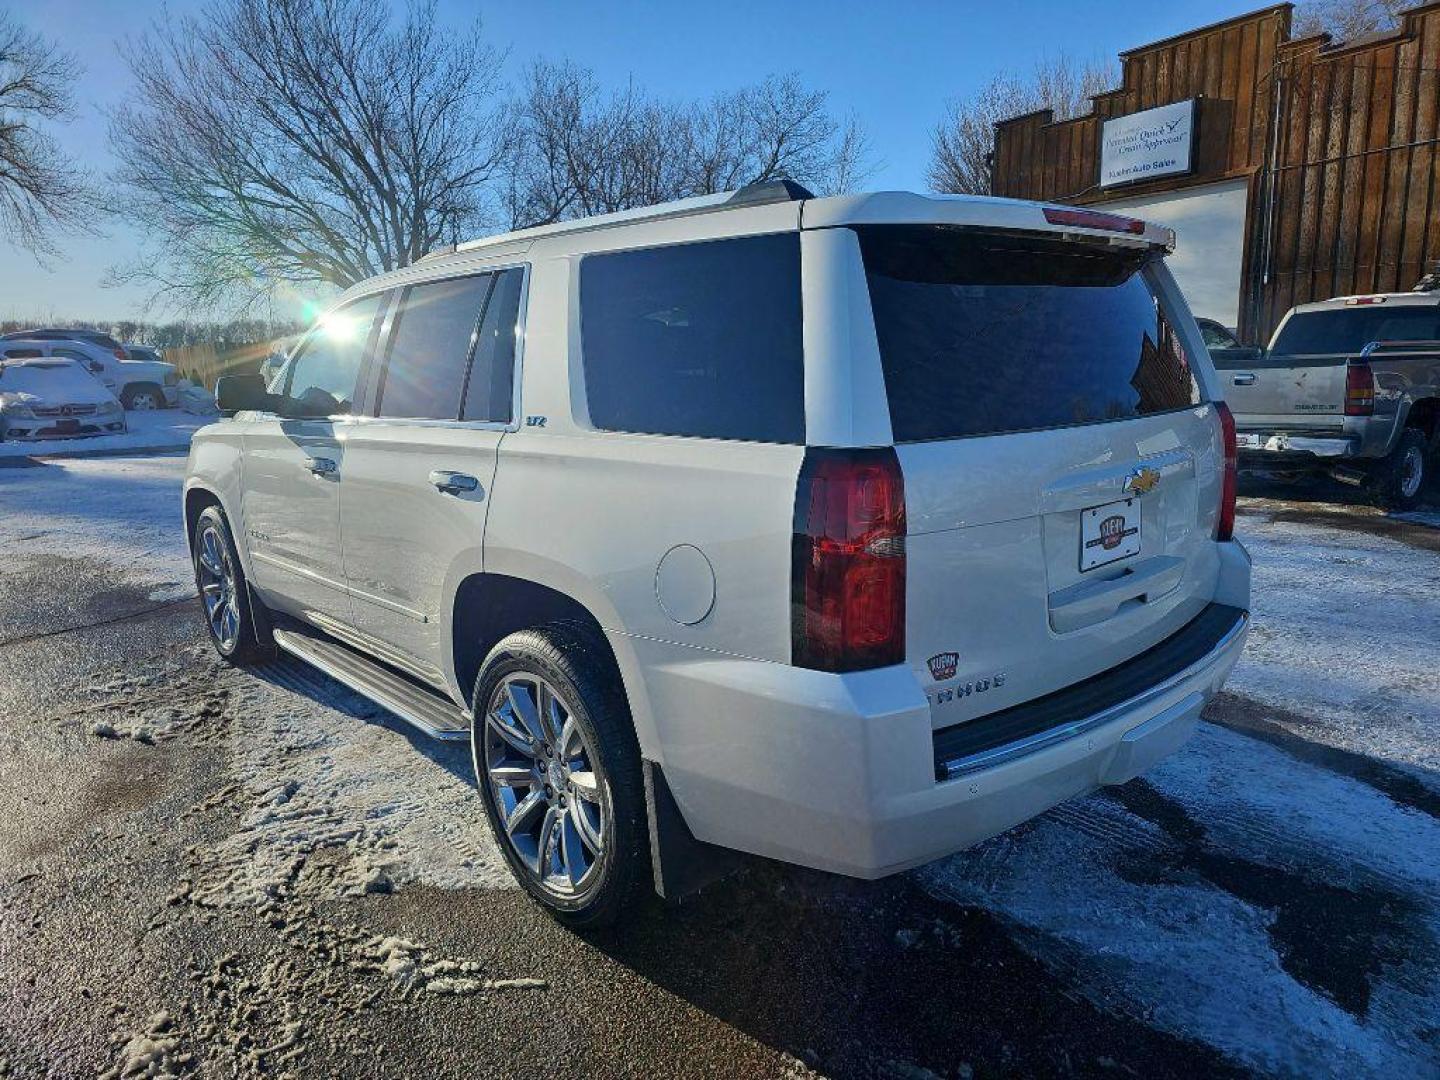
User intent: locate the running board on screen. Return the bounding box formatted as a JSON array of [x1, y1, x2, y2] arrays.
[[271, 627, 471, 741]]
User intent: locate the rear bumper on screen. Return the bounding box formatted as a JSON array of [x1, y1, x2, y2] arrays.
[[629, 558, 1251, 879], [1236, 414, 1396, 463]]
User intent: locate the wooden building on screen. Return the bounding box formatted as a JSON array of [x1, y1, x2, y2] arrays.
[[990, 3, 1440, 344]]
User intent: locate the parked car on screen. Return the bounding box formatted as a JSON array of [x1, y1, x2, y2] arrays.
[[184, 182, 1251, 927], [1196, 317, 1241, 350], [0, 327, 129, 360], [0, 337, 180, 411], [1214, 292, 1439, 508], [124, 344, 165, 365], [0, 357, 127, 441]]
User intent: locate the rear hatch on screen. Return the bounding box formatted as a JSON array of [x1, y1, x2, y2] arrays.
[[1214, 302, 1440, 429], [853, 225, 1225, 730]]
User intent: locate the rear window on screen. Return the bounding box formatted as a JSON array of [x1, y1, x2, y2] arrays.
[[580, 233, 804, 443], [856, 226, 1202, 443], [1270, 306, 1440, 356]]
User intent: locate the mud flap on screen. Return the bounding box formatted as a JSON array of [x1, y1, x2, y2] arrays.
[[643, 759, 745, 902]]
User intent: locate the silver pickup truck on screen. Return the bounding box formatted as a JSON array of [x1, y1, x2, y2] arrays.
[[1211, 291, 1439, 509]]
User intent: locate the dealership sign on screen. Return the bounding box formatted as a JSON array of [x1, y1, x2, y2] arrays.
[[1100, 99, 1195, 188]]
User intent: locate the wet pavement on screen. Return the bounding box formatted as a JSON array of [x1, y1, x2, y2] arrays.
[[0, 456, 1436, 1078]]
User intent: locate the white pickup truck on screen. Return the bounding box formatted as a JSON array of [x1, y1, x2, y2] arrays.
[[1213, 291, 1439, 509]]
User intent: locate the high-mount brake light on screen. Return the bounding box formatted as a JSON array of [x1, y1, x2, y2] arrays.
[[791, 448, 906, 673], [1344, 296, 1387, 305], [1215, 402, 1238, 542], [1042, 207, 1146, 235], [1345, 362, 1376, 415]]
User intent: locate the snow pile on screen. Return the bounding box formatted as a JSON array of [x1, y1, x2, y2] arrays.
[[1228, 505, 1440, 778], [917, 723, 1440, 1076], [0, 455, 193, 599]]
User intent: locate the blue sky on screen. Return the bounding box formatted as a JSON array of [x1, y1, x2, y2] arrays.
[[4, 0, 1263, 321]]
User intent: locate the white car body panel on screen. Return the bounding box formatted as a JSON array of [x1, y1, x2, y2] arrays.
[[184, 187, 1250, 881]]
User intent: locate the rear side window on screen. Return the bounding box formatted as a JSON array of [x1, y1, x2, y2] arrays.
[[856, 226, 1202, 442], [2, 347, 42, 358], [1270, 307, 1440, 356], [461, 268, 524, 424], [580, 233, 804, 443], [378, 274, 493, 420]]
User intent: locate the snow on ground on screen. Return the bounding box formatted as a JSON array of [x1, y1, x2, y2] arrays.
[[0, 407, 209, 459], [0, 454, 194, 599], [1226, 502, 1440, 781]]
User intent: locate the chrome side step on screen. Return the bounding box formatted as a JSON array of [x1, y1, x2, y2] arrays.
[[272, 627, 471, 741]]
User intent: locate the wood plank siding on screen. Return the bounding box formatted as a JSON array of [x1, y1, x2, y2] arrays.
[[991, 3, 1440, 344]]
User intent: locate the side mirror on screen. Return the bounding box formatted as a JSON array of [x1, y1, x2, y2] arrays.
[[88, 361, 105, 373], [215, 373, 275, 415]]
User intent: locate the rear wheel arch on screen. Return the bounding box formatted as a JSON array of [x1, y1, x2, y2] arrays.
[[1402, 397, 1439, 444], [451, 573, 631, 712]]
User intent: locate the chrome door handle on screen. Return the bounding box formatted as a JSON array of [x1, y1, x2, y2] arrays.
[[1232, 373, 1257, 386], [429, 470, 480, 495], [308, 456, 338, 476]]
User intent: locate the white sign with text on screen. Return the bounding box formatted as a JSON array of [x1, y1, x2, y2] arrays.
[[1100, 99, 1195, 188]]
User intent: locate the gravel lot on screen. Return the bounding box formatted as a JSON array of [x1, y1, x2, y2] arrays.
[[0, 454, 1436, 1078]]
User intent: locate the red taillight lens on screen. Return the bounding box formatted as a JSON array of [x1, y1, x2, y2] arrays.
[[1215, 401, 1237, 542], [113, 347, 127, 360], [1042, 207, 1146, 235], [1345, 362, 1375, 416], [792, 448, 906, 672]]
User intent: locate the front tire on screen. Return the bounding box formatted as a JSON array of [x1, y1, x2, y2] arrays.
[[471, 625, 648, 929], [191, 505, 269, 665], [1370, 427, 1429, 511]]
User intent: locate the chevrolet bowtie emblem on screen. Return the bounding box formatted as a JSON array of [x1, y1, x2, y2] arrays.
[[1124, 467, 1161, 495]]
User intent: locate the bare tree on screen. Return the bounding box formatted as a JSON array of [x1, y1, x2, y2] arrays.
[[928, 55, 1116, 196], [1293, 0, 1404, 40], [108, 0, 511, 312], [0, 13, 92, 257], [504, 62, 870, 229]]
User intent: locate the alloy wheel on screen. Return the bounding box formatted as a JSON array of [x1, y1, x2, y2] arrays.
[[480, 673, 608, 896], [130, 391, 159, 411], [196, 524, 240, 651]]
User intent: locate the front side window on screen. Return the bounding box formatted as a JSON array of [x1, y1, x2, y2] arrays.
[[857, 225, 1202, 442], [377, 274, 493, 420], [283, 292, 385, 417], [580, 233, 805, 443]]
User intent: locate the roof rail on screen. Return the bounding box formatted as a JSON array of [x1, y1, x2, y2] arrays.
[[727, 178, 816, 207]]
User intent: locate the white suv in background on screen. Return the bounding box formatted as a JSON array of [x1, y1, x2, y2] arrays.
[[0, 337, 179, 410], [184, 182, 1251, 926]]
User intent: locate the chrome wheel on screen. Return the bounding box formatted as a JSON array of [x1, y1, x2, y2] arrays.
[[128, 390, 159, 411], [480, 674, 607, 896], [196, 523, 241, 651], [1400, 445, 1424, 499]]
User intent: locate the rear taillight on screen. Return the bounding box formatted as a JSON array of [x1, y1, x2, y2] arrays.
[[1345, 361, 1375, 415], [791, 448, 906, 672], [113, 347, 127, 360], [1215, 401, 1237, 542]]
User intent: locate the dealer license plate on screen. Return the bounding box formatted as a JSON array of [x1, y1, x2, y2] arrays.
[[1080, 498, 1141, 571]]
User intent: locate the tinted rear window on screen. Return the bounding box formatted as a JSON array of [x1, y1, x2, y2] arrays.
[[856, 226, 1202, 443], [1270, 306, 1440, 356], [580, 233, 804, 443]]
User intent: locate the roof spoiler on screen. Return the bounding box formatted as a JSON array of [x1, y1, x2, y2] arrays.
[[727, 178, 815, 207]]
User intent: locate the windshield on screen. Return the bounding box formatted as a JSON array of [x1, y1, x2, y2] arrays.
[[1271, 306, 1440, 355], [855, 225, 1202, 442]]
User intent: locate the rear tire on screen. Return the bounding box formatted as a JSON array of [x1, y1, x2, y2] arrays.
[[122, 383, 164, 411], [1370, 428, 1429, 511], [191, 505, 270, 665], [470, 624, 648, 929]]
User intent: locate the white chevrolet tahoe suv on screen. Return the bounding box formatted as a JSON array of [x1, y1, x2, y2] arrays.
[[184, 182, 1251, 927]]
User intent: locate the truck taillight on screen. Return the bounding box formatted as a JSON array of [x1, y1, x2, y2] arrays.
[[1345, 361, 1375, 415], [1215, 401, 1237, 542], [791, 448, 906, 672]]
